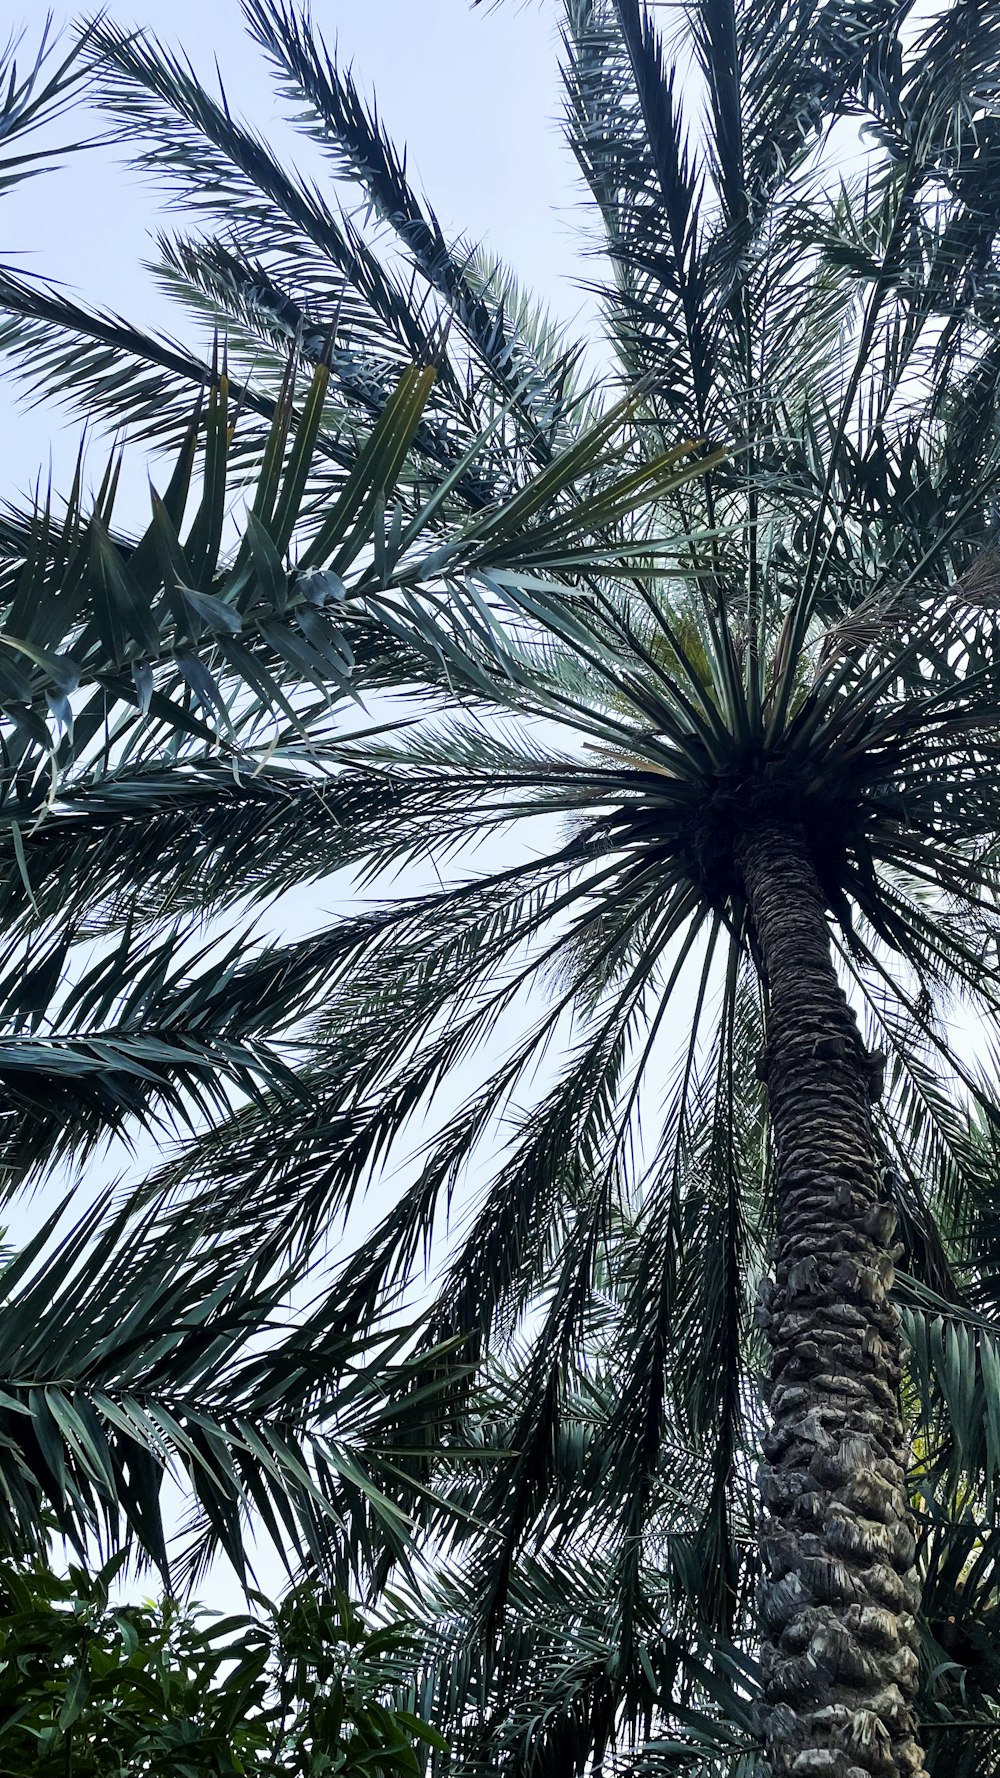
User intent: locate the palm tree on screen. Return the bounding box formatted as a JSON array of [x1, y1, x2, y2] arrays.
[[8, 3, 1000, 1775], [0, 17, 701, 1597]]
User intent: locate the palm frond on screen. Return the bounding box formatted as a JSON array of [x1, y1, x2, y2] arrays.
[[0, 1191, 468, 1588], [0, 16, 89, 201]]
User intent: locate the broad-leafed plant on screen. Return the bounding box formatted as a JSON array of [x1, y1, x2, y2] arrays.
[[0, 1550, 445, 1774]]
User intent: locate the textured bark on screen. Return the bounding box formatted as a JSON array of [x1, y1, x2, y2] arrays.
[[737, 822, 927, 1778]]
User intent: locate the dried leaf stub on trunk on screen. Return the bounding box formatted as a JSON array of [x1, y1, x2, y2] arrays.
[[742, 824, 925, 1778]]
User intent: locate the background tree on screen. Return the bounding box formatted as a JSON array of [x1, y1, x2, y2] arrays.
[[0, 1549, 445, 1775]]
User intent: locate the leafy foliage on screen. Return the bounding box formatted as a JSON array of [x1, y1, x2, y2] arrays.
[[0, 1551, 445, 1775], [0, 1188, 477, 1591], [0, 12, 720, 1608]]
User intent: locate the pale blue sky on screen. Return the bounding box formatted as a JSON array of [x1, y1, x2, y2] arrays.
[[2, 0, 593, 501], [0, 0, 594, 1606], [0, 0, 592, 1232], [0, 0, 597, 1264]]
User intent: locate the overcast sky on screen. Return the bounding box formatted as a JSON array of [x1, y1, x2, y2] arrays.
[[0, 0, 596, 1605], [3, 0, 592, 502], [0, 0, 591, 1241]]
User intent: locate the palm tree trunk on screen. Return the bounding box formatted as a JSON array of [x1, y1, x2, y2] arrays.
[[736, 821, 927, 1778]]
